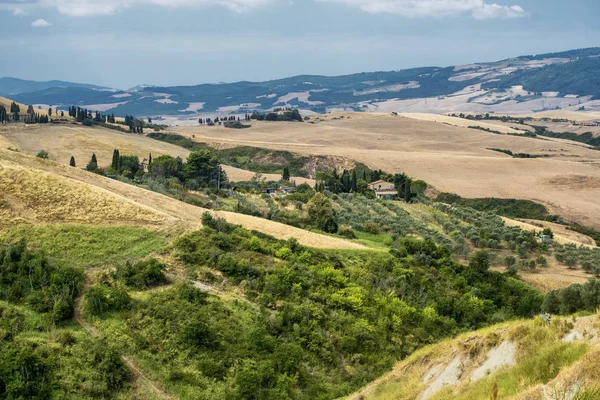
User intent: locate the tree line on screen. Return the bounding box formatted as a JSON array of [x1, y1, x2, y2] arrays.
[[315, 168, 425, 201], [80, 148, 227, 190], [249, 108, 303, 122]]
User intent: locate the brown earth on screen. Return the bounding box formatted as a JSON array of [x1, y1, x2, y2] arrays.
[[169, 113, 600, 229]]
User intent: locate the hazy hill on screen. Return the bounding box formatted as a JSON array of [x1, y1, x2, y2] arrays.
[[0, 77, 112, 95], [2, 47, 600, 118]]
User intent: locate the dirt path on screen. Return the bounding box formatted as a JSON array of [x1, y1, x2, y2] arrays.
[[73, 285, 173, 400]]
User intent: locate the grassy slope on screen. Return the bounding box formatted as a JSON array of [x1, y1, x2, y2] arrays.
[[0, 149, 360, 249], [348, 315, 600, 400]]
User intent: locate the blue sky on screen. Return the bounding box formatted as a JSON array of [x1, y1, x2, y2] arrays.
[[0, 0, 598, 89]]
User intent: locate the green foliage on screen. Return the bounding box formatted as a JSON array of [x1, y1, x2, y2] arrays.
[[113, 258, 166, 290], [436, 194, 553, 220], [0, 225, 165, 269], [86, 153, 98, 172], [148, 132, 329, 178], [0, 241, 83, 323], [36, 150, 49, 159], [0, 343, 52, 399], [137, 222, 544, 398], [85, 285, 131, 316], [306, 193, 338, 233], [285, 183, 315, 203], [542, 279, 600, 315]]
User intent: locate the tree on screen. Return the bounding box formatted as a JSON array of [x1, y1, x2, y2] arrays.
[[149, 155, 181, 180], [469, 251, 490, 273], [542, 228, 554, 239], [282, 166, 290, 181], [111, 149, 121, 171], [86, 153, 98, 171], [36, 150, 49, 159], [69, 156, 76, 167], [184, 150, 223, 187], [536, 255, 548, 268], [503, 255, 516, 269], [306, 193, 338, 233], [48, 107, 52, 117], [0, 105, 7, 123]]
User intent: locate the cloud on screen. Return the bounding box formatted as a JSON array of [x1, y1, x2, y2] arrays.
[[12, 7, 28, 16], [316, 0, 526, 19], [0, 0, 276, 17], [471, 3, 525, 19], [2, 0, 526, 18], [31, 18, 51, 27]]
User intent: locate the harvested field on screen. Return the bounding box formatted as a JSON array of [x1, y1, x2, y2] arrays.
[[0, 124, 310, 184], [0, 157, 169, 227], [0, 124, 189, 166], [0, 149, 360, 249], [170, 113, 600, 229]]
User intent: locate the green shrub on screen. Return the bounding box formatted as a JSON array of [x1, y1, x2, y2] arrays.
[[114, 258, 166, 290]]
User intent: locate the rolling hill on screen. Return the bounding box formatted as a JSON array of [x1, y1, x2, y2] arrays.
[[2, 47, 600, 118]]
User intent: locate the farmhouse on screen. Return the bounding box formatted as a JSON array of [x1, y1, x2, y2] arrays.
[[368, 180, 398, 200]]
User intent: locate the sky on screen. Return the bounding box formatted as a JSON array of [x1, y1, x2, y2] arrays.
[[0, 0, 598, 89]]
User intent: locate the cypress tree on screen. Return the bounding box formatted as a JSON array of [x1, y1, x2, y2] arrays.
[[282, 166, 290, 181], [111, 149, 120, 171], [148, 153, 152, 165], [86, 153, 98, 171], [69, 156, 76, 167]]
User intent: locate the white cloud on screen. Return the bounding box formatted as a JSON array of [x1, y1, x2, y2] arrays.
[[18, 0, 277, 17], [471, 4, 525, 19], [31, 18, 52, 27], [2, 0, 526, 18], [317, 0, 526, 19], [12, 7, 28, 16]]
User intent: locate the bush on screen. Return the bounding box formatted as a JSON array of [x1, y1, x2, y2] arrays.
[[114, 258, 166, 290], [306, 193, 338, 233], [85, 285, 131, 316], [338, 227, 357, 239], [36, 150, 49, 159], [363, 222, 380, 235]]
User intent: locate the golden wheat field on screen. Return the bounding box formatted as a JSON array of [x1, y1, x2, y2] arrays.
[[0, 149, 360, 249], [0, 123, 312, 184], [170, 113, 600, 230]]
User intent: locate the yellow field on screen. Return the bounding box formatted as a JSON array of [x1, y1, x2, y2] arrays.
[[170, 113, 600, 230], [0, 124, 311, 184], [0, 149, 360, 249], [0, 96, 50, 116]]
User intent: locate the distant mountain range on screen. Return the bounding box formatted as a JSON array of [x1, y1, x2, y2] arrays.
[[2, 47, 600, 118]]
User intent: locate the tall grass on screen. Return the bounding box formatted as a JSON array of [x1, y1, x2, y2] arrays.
[[0, 225, 165, 269]]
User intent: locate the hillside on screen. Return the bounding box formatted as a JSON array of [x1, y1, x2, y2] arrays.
[[0, 148, 360, 249], [1, 120, 599, 398], [348, 314, 600, 400], [3, 47, 600, 118], [164, 113, 600, 231]]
